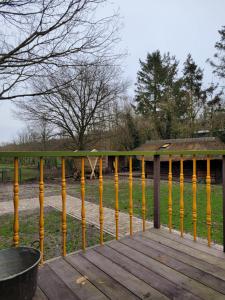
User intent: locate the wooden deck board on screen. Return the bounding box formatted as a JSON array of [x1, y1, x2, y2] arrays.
[[143, 230, 225, 269], [35, 229, 225, 300], [119, 238, 225, 298], [66, 253, 139, 300], [150, 228, 225, 258], [132, 234, 225, 281]]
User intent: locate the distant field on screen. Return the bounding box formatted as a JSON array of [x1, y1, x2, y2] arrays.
[[0, 162, 60, 182]]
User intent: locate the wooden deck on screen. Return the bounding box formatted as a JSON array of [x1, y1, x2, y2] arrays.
[[34, 228, 225, 300]]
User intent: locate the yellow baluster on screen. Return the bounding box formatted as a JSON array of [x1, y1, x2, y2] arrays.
[[114, 157, 119, 240], [61, 157, 67, 256], [192, 155, 197, 241], [13, 157, 19, 247], [39, 157, 44, 263], [206, 156, 211, 247], [129, 156, 133, 236], [81, 157, 86, 251], [99, 157, 104, 245], [168, 155, 172, 232], [141, 156, 146, 232], [180, 156, 184, 237]]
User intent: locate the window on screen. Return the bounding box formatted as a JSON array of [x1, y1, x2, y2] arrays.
[[160, 143, 171, 149]]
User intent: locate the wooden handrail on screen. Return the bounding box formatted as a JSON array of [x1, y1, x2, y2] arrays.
[[1, 149, 225, 157], [8, 150, 225, 263]]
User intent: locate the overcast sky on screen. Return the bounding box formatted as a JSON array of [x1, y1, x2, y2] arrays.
[[0, 0, 225, 144]]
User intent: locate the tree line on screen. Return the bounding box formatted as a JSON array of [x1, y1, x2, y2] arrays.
[[0, 2, 224, 150]]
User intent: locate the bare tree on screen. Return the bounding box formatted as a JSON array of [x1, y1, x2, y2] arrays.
[[16, 61, 127, 149], [0, 0, 121, 100]]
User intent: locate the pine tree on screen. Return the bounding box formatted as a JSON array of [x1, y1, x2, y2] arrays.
[[181, 54, 206, 136], [210, 26, 225, 82], [135, 50, 179, 138]]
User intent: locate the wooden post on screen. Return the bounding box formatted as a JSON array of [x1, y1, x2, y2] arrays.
[[129, 156, 133, 236], [81, 157, 86, 251], [206, 156, 211, 247], [180, 156, 184, 237], [222, 155, 225, 252], [13, 157, 19, 247], [114, 157, 119, 240], [168, 155, 173, 232], [39, 157, 44, 263], [141, 156, 146, 232], [192, 155, 197, 241], [99, 157, 104, 245], [61, 157, 67, 256], [154, 155, 160, 228]]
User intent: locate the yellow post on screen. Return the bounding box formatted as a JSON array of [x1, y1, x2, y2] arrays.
[[81, 157, 86, 251], [114, 157, 119, 240], [192, 155, 197, 241], [141, 156, 146, 232], [168, 155, 173, 232], [61, 157, 67, 256], [99, 157, 104, 245], [39, 157, 44, 263], [180, 156, 184, 237], [13, 157, 19, 247], [206, 156, 211, 247], [129, 156, 133, 236]]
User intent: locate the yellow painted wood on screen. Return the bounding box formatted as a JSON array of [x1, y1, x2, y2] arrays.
[[180, 156, 184, 237], [61, 157, 67, 256], [129, 156, 133, 236], [141, 156, 146, 232], [168, 155, 173, 233], [206, 156, 211, 247], [81, 157, 86, 251], [114, 157, 119, 240], [39, 157, 44, 263], [13, 157, 19, 247], [192, 155, 197, 241], [99, 157, 104, 245]]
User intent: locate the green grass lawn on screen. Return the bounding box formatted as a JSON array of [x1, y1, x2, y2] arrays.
[[0, 164, 39, 182], [0, 207, 112, 260], [70, 177, 223, 245]]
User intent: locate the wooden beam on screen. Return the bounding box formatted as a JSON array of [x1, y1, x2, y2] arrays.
[[153, 155, 160, 229], [223, 155, 225, 252]]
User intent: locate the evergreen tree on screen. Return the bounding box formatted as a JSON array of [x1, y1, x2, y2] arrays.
[[135, 50, 179, 138], [210, 26, 225, 83], [181, 54, 206, 136]]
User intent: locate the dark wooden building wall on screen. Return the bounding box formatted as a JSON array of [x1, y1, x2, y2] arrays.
[[145, 159, 222, 184]]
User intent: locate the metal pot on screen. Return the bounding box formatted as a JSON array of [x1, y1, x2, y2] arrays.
[[0, 247, 41, 300]]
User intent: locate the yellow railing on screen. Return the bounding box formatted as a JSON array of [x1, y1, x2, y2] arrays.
[[168, 154, 212, 246], [1, 149, 225, 263]]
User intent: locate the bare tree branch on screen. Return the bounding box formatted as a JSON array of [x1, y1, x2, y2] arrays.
[[0, 0, 122, 100], [15, 60, 128, 149]]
